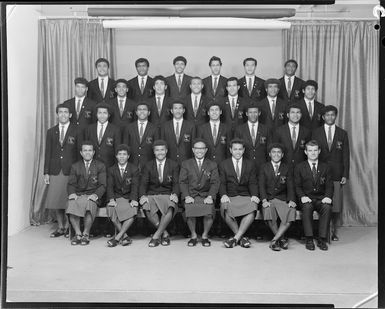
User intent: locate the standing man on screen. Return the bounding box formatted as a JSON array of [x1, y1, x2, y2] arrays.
[[278, 59, 305, 104], [184, 77, 209, 128], [179, 139, 220, 247], [127, 58, 154, 102], [219, 139, 260, 248], [106, 144, 140, 247], [297, 80, 324, 131], [202, 56, 227, 101], [259, 143, 296, 251], [312, 105, 349, 241], [238, 57, 266, 102], [139, 140, 180, 247], [87, 58, 116, 103], [66, 140, 107, 246], [294, 140, 334, 251], [44, 104, 79, 238], [166, 56, 192, 99]]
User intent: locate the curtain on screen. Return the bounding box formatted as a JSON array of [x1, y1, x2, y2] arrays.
[[283, 20, 378, 226], [30, 19, 116, 225]]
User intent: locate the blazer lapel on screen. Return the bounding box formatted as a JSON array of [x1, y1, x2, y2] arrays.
[[134, 122, 141, 144], [100, 123, 111, 144]]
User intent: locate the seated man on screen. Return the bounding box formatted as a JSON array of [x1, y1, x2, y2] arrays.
[[106, 144, 140, 247], [219, 138, 260, 248], [179, 138, 220, 247], [66, 140, 107, 246], [294, 140, 333, 251], [139, 140, 180, 247], [259, 143, 296, 251]]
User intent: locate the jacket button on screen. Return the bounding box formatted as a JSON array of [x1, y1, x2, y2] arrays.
[[138, 154, 141, 157], [313, 189, 316, 191], [60, 156, 63, 159], [139, 147, 141, 149]]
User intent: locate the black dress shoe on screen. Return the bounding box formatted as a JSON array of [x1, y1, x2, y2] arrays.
[[317, 239, 328, 251], [305, 239, 315, 251], [331, 234, 339, 241], [269, 240, 281, 251]]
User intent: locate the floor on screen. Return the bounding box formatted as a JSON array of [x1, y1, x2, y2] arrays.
[[6, 225, 378, 307]]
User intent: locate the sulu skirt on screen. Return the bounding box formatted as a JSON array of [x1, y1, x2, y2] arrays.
[[262, 198, 295, 224], [107, 197, 137, 223], [220, 195, 257, 219], [45, 171, 68, 210], [142, 195, 178, 219], [185, 196, 215, 218], [332, 181, 343, 213], [66, 195, 98, 221]]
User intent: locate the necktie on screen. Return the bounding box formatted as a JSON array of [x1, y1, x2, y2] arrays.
[[120, 167, 125, 178], [287, 77, 292, 97], [213, 77, 218, 94], [175, 121, 180, 143], [251, 123, 256, 146], [177, 75, 182, 90], [213, 123, 217, 144], [292, 126, 297, 149], [327, 126, 333, 150], [312, 163, 317, 180], [59, 125, 65, 145], [140, 77, 145, 94], [194, 96, 198, 116], [198, 160, 202, 173], [98, 124, 104, 144], [158, 162, 163, 182], [100, 78, 105, 98], [271, 99, 276, 119], [139, 122, 144, 143], [85, 162, 90, 175], [157, 97, 161, 115], [236, 159, 241, 181], [248, 77, 252, 95], [119, 99, 124, 117], [308, 101, 313, 118], [231, 97, 236, 118], [274, 164, 279, 177], [76, 99, 81, 118]]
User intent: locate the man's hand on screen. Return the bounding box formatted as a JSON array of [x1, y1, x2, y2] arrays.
[[321, 197, 332, 204], [204, 196, 213, 204], [170, 193, 179, 204], [44, 174, 50, 185], [185, 196, 194, 204], [88, 194, 98, 202], [250, 196, 260, 204], [130, 200, 139, 207], [220, 195, 230, 204], [301, 196, 312, 204], [288, 200, 297, 208], [107, 199, 117, 207], [68, 193, 78, 200], [139, 196, 149, 206], [262, 199, 270, 208], [340, 177, 347, 185]]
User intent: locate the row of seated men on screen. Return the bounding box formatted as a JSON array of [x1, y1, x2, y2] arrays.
[[44, 98, 350, 251]]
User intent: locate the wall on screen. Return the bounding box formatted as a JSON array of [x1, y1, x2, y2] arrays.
[[7, 5, 41, 235], [115, 29, 283, 80]]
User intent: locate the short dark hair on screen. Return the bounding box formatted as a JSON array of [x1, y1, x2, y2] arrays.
[[74, 77, 88, 86], [229, 138, 245, 148], [81, 140, 95, 150], [207, 100, 222, 110], [173, 56, 187, 65], [286, 103, 303, 113], [152, 139, 168, 149], [264, 78, 281, 89], [209, 56, 222, 66], [190, 76, 202, 83], [56, 103, 70, 114], [114, 78, 128, 88], [95, 103, 110, 114], [305, 140, 320, 150], [136, 101, 150, 110], [284, 59, 298, 69], [243, 57, 257, 66], [226, 77, 239, 86], [303, 80, 318, 91], [268, 143, 285, 153], [192, 138, 207, 148], [135, 58, 149, 67], [115, 144, 131, 155], [153, 75, 167, 85], [170, 100, 185, 108], [95, 58, 109, 68], [322, 105, 338, 116], [244, 102, 260, 112]]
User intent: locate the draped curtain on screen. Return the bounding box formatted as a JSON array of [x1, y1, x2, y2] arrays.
[[30, 19, 116, 225], [283, 20, 378, 226]]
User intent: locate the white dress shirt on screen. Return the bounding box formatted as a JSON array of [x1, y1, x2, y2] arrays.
[[232, 157, 243, 176], [324, 124, 336, 141], [211, 75, 220, 88], [245, 75, 255, 88], [98, 76, 109, 96], [156, 159, 166, 178], [117, 96, 127, 110], [288, 122, 299, 142], [97, 121, 108, 138], [173, 118, 183, 133], [308, 160, 319, 171], [137, 75, 148, 88], [175, 73, 184, 83], [75, 96, 86, 111], [248, 121, 258, 140], [304, 98, 314, 115], [271, 161, 281, 172], [267, 96, 278, 113], [228, 95, 238, 114], [155, 93, 165, 108], [58, 121, 70, 139], [191, 93, 202, 106], [137, 120, 148, 133], [210, 120, 220, 136], [284, 75, 295, 91]]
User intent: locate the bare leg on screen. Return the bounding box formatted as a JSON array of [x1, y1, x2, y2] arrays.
[[69, 215, 81, 235], [153, 208, 173, 239], [234, 212, 255, 241], [272, 222, 291, 242], [187, 217, 197, 239], [202, 215, 214, 239], [115, 217, 135, 240], [331, 212, 339, 236], [83, 212, 94, 236], [266, 220, 278, 235], [55, 210, 66, 230], [223, 211, 239, 235]]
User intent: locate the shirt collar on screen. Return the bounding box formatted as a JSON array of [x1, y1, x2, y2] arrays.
[[285, 74, 295, 80], [305, 98, 314, 104], [156, 93, 165, 99], [156, 158, 166, 165], [98, 76, 108, 82], [324, 123, 336, 129], [138, 120, 148, 125], [118, 163, 127, 170], [173, 118, 183, 124], [59, 121, 70, 130], [248, 120, 258, 126], [232, 156, 242, 164], [267, 95, 277, 102], [271, 161, 281, 168], [308, 160, 318, 167], [84, 159, 92, 166], [138, 75, 148, 80], [75, 95, 85, 101], [97, 121, 108, 127], [288, 122, 299, 129]]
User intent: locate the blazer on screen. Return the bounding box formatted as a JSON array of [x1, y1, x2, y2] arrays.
[[219, 158, 259, 197], [87, 77, 116, 103], [312, 125, 350, 181], [147, 95, 173, 130], [278, 76, 305, 104], [44, 123, 80, 175], [197, 122, 231, 164], [108, 97, 137, 137], [123, 121, 159, 171], [183, 94, 210, 128], [257, 97, 287, 132], [84, 122, 121, 168], [67, 159, 107, 205], [238, 75, 266, 101], [166, 74, 192, 99], [294, 161, 334, 201], [179, 158, 220, 200], [220, 96, 249, 137], [202, 75, 228, 100], [234, 122, 271, 174], [106, 162, 140, 201], [274, 124, 311, 169], [64, 97, 97, 133], [296, 98, 324, 131], [160, 119, 196, 165], [258, 161, 295, 202], [139, 159, 180, 197], [127, 76, 154, 102]]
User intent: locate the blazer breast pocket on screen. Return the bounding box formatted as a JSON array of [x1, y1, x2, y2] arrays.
[[183, 134, 191, 143], [336, 141, 343, 150], [106, 137, 114, 146]]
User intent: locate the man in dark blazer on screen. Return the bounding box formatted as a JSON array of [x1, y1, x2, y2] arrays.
[[139, 140, 180, 247], [160, 100, 196, 165], [235, 102, 271, 175], [106, 144, 139, 247], [123, 102, 158, 172], [202, 56, 227, 101], [64, 77, 97, 144], [258, 78, 287, 133], [259, 143, 297, 251], [44, 104, 80, 238], [179, 138, 220, 247], [221, 77, 249, 138], [219, 139, 260, 248], [296, 80, 324, 130], [166, 56, 192, 99], [87, 58, 116, 103], [274, 103, 311, 170], [294, 140, 334, 251], [278, 59, 305, 104], [127, 58, 154, 102], [108, 79, 137, 139], [312, 105, 350, 241], [183, 77, 209, 128], [147, 75, 173, 130], [66, 140, 107, 246], [238, 57, 266, 101]]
